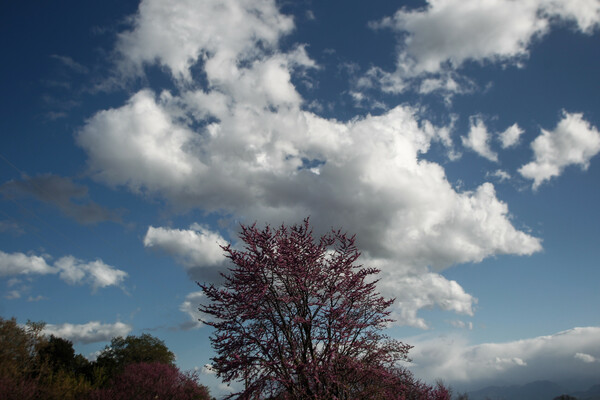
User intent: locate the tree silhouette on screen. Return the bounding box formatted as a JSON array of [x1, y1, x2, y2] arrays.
[[199, 219, 449, 399], [38, 335, 76, 373]]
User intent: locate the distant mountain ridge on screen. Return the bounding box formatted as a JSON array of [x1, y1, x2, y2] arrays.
[[466, 380, 600, 400]]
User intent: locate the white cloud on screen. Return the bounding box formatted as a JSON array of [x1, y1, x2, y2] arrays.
[[44, 321, 132, 344], [115, 0, 294, 81], [519, 112, 600, 189], [408, 327, 600, 388], [574, 352, 597, 363], [499, 123, 525, 149], [79, 95, 541, 274], [487, 169, 511, 182], [77, 0, 542, 328], [0, 251, 55, 276], [461, 117, 498, 161], [367, 0, 600, 92], [378, 271, 476, 329], [542, 0, 600, 34], [201, 363, 217, 375], [144, 225, 226, 269], [0, 250, 127, 291], [55, 256, 128, 291], [144, 225, 227, 282]]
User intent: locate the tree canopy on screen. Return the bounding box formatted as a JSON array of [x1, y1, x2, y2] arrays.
[[95, 333, 176, 379], [0, 317, 211, 400], [199, 219, 449, 400]]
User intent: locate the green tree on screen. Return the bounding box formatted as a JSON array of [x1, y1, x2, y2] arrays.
[[95, 333, 176, 381], [0, 317, 47, 399], [38, 335, 76, 373], [0, 317, 46, 378]]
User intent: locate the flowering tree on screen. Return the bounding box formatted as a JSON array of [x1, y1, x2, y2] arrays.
[[90, 362, 211, 400], [199, 219, 448, 399]]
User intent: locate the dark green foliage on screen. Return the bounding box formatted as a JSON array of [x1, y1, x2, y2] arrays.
[[0, 317, 46, 378], [0, 316, 211, 400], [38, 335, 76, 373], [95, 333, 176, 381]]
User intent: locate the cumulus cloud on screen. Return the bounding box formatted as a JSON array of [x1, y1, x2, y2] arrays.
[[44, 321, 132, 344], [378, 271, 476, 329], [0, 174, 122, 225], [0, 250, 127, 291], [499, 123, 525, 149], [115, 0, 294, 81], [144, 224, 227, 281], [76, 0, 542, 327], [408, 327, 600, 388], [367, 0, 600, 92], [0, 251, 55, 276], [461, 117, 498, 161], [519, 112, 600, 189], [144, 224, 226, 268], [55, 256, 128, 291]]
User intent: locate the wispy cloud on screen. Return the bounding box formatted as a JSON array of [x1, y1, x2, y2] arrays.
[[178, 291, 211, 330], [0, 174, 123, 225], [50, 54, 90, 74]]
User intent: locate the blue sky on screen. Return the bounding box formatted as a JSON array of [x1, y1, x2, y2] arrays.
[[1, 0, 600, 396]]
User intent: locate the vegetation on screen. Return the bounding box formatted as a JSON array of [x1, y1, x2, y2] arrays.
[[0, 317, 211, 400], [2, 219, 452, 399], [199, 219, 450, 399]]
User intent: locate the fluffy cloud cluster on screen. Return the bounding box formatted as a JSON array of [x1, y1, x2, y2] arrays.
[[519, 111, 600, 189], [368, 0, 600, 92], [0, 251, 55, 276], [408, 327, 600, 388], [43, 321, 132, 344], [461, 118, 525, 161], [76, 0, 545, 327], [0, 250, 127, 292], [115, 0, 294, 81], [55, 256, 128, 291], [378, 271, 476, 329]]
